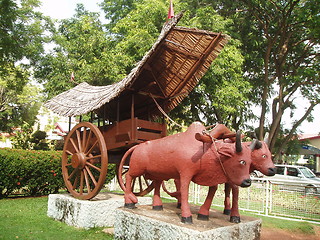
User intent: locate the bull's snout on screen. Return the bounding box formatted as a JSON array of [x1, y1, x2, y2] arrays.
[[240, 178, 251, 188], [267, 167, 276, 176]]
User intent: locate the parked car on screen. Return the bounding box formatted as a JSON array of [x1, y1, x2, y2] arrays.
[[266, 164, 320, 194]]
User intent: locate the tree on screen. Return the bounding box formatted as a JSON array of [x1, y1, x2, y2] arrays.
[[0, 0, 51, 132], [230, 0, 320, 159], [188, 0, 320, 158], [30, 130, 49, 150], [34, 4, 125, 98]]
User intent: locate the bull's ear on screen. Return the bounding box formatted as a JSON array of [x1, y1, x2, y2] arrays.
[[195, 133, 213, 143], [218, 146, 234, 158], [249, 139, 262, 150]]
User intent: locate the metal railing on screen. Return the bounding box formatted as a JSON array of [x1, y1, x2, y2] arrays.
[[106, 177, 320, 223]]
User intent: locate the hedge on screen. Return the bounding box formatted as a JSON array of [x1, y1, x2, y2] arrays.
[[0, 148, 116, 198]]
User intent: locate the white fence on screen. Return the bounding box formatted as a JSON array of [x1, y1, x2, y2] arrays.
[[106, 177, 320, 223]]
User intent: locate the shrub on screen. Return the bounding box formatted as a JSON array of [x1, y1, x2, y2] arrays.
[[0, 148, 116, 198], [0, 148, 64, 198]]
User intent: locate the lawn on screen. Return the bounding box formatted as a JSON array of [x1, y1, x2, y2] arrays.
[[0, 196, 112, 240], [0, 195, 318, 239]]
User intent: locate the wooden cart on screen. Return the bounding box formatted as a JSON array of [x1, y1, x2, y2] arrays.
[[45, 14, 229, 200]]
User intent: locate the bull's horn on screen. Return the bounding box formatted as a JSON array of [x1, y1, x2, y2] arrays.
[[249, 139, 262, 150], [264, 132, 269, 144], [195, 133, 213, 143], [236, 130, 242, 152]]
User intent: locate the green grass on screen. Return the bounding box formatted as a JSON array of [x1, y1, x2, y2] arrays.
[[249, 212, 316, 235], [0, 196, 112, 240]]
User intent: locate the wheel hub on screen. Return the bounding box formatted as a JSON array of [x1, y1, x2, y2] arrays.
[[71, 152, 86, 169]]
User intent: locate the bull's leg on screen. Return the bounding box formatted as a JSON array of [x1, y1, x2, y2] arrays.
[[179, 175, 193, 224], [152, 180, 163, 210], [223, 183, 232, 215], [172, 179, 182, 208], [124, 173, 138, 209], [197, 185, 218, 221], [229, 184, 241, 223]]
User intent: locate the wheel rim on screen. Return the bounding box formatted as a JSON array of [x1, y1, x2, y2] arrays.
[[62, 122, 108, 200], [162, 179, 179, 198], [117, 149, 154, 196]]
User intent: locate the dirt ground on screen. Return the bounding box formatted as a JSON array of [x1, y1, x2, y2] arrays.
[[261, 226, 320, 240]]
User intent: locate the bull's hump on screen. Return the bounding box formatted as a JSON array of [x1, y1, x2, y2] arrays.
[[186, 122, 205, 133]]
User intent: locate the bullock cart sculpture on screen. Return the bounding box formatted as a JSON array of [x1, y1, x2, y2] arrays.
[[44, 13, 229, 200]]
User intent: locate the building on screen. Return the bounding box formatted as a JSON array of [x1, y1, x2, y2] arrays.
[[298, 134, 320, 174]]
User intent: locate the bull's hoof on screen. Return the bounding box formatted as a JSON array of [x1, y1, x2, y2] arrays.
[[197, 214, 209, 221], [230, 216, 241, 223], [124, 203, 136, 209], [152, 205, 163, 211], [177, 203, 181, 209], [223, 209, 231, 215], [181, 216, 193, 224]]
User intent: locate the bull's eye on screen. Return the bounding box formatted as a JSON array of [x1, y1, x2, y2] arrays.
[[262, 154, 267, 158], [240, 160, 246, 165]]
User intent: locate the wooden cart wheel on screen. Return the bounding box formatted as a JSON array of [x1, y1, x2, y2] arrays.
[[117, 149, 154, 196], [62, 122, 108, 200]]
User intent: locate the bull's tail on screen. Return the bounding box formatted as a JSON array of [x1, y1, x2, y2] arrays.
[[121, 144, 139, 165]]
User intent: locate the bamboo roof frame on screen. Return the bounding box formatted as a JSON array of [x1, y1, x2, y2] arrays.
[[45, 13, 230, 120]]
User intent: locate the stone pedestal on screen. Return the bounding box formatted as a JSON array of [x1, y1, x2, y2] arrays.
[[47, 193, 152, 229], [114, 203, 261, 240]]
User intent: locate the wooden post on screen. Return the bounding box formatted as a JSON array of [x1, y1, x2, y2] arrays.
[[90, 112, 94, 123], [68, 117, 72, 132], [131, 94, 136, 141], [103, 105, 106, 127], [117, 99, 120, 122]]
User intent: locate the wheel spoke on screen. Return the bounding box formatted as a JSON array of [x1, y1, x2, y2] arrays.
[[132, 178, 136, 190], [83, 130, 92, 153], [66, 150, 73, 155], [86, 161, 102, 172], [143, 175, 150, 186], [76, 130, 82, 152], [82, 128, 87, 151], [138, 176, 143, 191], [84, 169, 91, 193], [85, 166, 97, 186], [80, 171, 84, 194], [68, 168, 78, 180], [70, 138, 79, 153], [122, 169, 129, 176], [86, 139, 99, 155], [73, 175, 79, 189], [86, 154, 101, 160]]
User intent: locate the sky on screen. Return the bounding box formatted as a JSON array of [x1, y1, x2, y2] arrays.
[[38, 0, 320, 135], [39, 0, 102, 20]]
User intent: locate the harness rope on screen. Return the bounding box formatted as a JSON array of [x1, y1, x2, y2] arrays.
[[150, 94, 186, 129], [204, 132, 229, 179]]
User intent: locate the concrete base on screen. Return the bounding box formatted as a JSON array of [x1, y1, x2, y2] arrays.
[[47, 193, 152, 229], [114, 203, 261, 240]]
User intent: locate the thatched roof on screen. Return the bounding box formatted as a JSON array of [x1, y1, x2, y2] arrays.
[[45, 13, 230, 121]]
